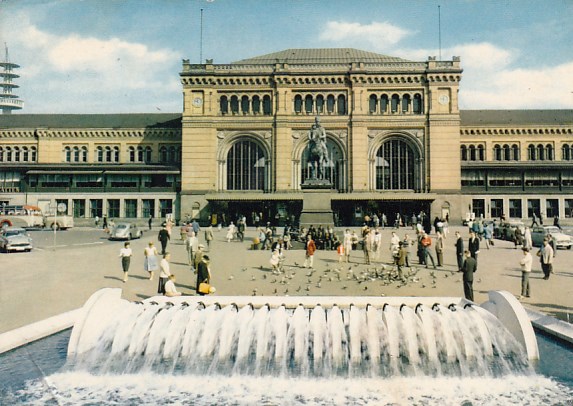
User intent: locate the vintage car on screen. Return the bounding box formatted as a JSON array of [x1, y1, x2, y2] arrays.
[[0, 227, 33, 253], [496, 221, 525, 241], [109, 223, 143, 240], [531, 225, 573, 249]]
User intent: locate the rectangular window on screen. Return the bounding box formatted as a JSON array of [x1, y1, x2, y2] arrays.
[[159, 199, 173, 218], [142, 199, 155, 218], [472, 199, 485, 218], [546, 199, 559, 219], [461, 170, 485, 187], [509, 199, 522, 219], [107, 199, 120, 218], [488, 171, 522, 187], [73, 199, 85, 218], [490, 199, 504, 219], [565, 199, 573, 218], [125, 199, 137, 218], [90, 199, 103, 218], [527, 199, 540, 218]]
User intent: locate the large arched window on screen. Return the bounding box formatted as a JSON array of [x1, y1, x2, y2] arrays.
[[316, 95, 324, 114], [294, 95, 302, 114], [337, 95, 346, 115], [512, 144, 520, 161], [263, 95, 272, 115], [230, 96, 239, 114], [391, 94, 399, 113], [64, 146, 71, 162], [413, 94, 423, 114], [369, 94, 377, 114], [380, 95, 389, 114], [528, 144, 536, 160], [220, 96, 228, 114], [401, 94, 411, 113], [546, 144, 554, 160], [460, 145, 468, 161], [301, 137, 343, 190], [375, 139, 416, 190], [494, 144, 502, 161], [562, 144, 571, 160], [503, 144, 511, 161], [252, 96, 260, 114], [305, 95, 313, 114], [469, 145, 476, 161], [241, 96, 250, 114], [326, 95, 335, 114], [478, 145, 485, 161], [227, 140, 266, 191]]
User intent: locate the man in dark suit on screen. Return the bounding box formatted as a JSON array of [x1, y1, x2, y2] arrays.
[[468, 231, 480, 267], [460, 250, 477, 301], [196, 255, 211, 296], [455, 231, 464, 272]]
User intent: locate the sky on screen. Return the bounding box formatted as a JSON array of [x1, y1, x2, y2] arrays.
[[0, 0, 572, 114]]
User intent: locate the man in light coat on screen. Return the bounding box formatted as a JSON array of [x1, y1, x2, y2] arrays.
[[519, 247, 532, 299]]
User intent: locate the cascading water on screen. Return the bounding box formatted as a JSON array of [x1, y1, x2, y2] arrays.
[[68, 295, 532, 380], [5, 289, 572, 405]]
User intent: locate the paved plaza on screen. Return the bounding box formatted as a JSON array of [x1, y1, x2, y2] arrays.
[[1, 224, 572, 334]]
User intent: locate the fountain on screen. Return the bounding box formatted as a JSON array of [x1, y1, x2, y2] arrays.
[[3, 288, 572, 405]]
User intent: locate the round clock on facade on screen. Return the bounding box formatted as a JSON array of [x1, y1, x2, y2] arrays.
[[192, 97, 203, 107], [438, 95, 449, 105]]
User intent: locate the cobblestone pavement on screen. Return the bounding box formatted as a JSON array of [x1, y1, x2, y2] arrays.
[[1, 225, 572, 334]]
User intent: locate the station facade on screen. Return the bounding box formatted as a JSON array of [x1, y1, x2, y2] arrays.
[[1, 48, 572, 225]]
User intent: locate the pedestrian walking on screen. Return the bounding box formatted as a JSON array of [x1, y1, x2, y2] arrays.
[[158, 224, 170, 255], [144, 241, 159, 280], [148, 215, 153, 231], [205, 225, 214, 249], [119, 241, 132, 283], [304, 234, 317, 268], [518, 247, 532, 299], [158, 252, 171, 294]]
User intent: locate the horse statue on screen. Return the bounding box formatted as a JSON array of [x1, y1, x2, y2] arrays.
[[307, 117, 329, 180]]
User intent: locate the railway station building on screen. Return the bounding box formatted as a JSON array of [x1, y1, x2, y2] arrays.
[[0, 48, 572, 226]]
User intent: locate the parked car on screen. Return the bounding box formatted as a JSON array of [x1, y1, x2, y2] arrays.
[[0, 227, 33, 253], [531, 226, 573, 249], [560, 226, 573, 238], [497, 221, 525, 241], [109, 223, 143, 240]]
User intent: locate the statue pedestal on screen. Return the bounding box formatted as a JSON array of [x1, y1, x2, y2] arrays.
[[299, 182, 334, 228]]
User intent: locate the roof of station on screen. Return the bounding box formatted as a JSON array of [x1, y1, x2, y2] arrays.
[[461, 110, 573, 126], [232, 48, 412, 65], [0, 113, 181, 129]]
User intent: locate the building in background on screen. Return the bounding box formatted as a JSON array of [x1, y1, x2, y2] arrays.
[[1, 48, 572, 225]]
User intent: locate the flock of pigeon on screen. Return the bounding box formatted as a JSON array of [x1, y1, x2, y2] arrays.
[[225, 258, 479, 297]]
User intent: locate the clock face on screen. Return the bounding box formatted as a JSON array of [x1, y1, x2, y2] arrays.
[[192, 97, 203, 107], [438, 95, 449, 105]]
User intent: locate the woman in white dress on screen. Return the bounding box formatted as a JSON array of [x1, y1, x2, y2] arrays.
[[144, 241, 159, 280], [226, 221, 236, 242]]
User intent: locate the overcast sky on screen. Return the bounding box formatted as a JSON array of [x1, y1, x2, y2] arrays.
[[1, 0, 572, 114]]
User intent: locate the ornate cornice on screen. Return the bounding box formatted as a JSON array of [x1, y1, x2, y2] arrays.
[[461, 126, 573, 136]]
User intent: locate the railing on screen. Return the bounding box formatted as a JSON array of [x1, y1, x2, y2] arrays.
[[0, 98, 23, 108]]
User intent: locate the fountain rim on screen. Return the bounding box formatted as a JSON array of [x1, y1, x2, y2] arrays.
[[65, 288, 540, 361]]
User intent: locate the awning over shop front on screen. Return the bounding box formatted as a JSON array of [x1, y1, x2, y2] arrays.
[[26, 170, 103, 175], [205, 192, 436, 201]]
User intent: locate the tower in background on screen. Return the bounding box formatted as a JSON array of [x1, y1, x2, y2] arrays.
[[0, 45, 23, 114]]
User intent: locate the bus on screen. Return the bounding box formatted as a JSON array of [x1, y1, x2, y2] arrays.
[[0, 205, 45, 229]]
